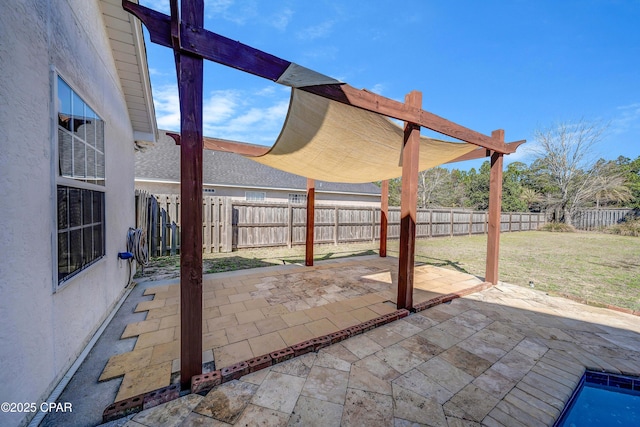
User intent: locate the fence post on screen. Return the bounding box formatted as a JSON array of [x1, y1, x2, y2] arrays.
[[334, 206, 339, 245], [203, 196, 210, 254], [222, 198, 232, 252], [287, 204, 293, 248], [170, 221, 178, 256], [450, 209, 454, 237], [161, 209, 168, 256], [212, 197, 220, 253]]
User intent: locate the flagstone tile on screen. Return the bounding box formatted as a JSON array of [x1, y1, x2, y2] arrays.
[[301, 366, 349, 404], [204, 296, 230, 308], [132, 393, 203, 427], [252, 371, 306, 414], [100, 348, 153, 381], [341, 389, 393, 427], [472, 368, 519, 399], [365, 324, 406, 348], [260, 304, 290, 318], [234, 404, 289, 427], [145, 304, 179, 320], [248, 332, 287, 356], [226, 323, 260, 344], [134, 298, 166, 313], [392, 369, 453, 404], [115, 361, 172, 402], [417, 356, 474, 394], [254, 316, 288, 335], [235, 308, 266, 325], [228, 292, 252, 303], [121, 319, 161, 339], [305, 318, 340, 336], [159, 313, 181, 329], [392, 384, 447, 427], [219, 302, 247, 317], [305, 305, 333, 320], [376, 344, 426, 374], [214, 341, 254, 368], [203, 329, 228, 349], [342, 335, 384, 359], [281, 310, 312, 327], [278, 324, 314, 347], [439, 345, 493, 378], [135, 327, 176, 350], [385, 320, 424, 338], [272, 353, 316, 377], [349, 307, 379, 322], [150, 340, 180, 365], [194, 380, 258, 424], [327, 311, 360, 329], [243, 297, 270, 310], [443, 384, 500, 423], [288, 396, 344, 427], [207, 314, 239, 332], [320, 343, 360, 365]]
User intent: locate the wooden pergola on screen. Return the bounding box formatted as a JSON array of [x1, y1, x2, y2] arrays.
[[123, 0, 524, 391]]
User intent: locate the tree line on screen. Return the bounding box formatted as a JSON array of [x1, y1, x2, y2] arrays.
[[383, 120, 640, 225]]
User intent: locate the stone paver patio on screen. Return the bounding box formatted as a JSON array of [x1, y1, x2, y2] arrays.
[[99, 255, 484, 402], [100, 279, 640, 427]]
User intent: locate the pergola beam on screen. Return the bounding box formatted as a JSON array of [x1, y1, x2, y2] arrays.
[[445, 140, 525, 164], [306, 178, 315, 266], [203, 136, 270, 156], [177, 0, 204, 390], [397, 91, 422, 311], [380, 180, 389, 257], [485, 130, 505, 285]]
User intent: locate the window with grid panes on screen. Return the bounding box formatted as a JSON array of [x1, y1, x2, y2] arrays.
[[56, 76, 105, 284]]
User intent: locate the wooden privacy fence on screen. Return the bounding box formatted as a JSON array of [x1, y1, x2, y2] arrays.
[[571, 208, 638, 230], [136, 192, 545, 256]]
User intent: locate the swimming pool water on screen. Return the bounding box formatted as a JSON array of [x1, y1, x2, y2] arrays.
[[556, 371, 640, 427]]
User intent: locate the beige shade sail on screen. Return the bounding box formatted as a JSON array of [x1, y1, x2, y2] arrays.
[[247, 88, 477, 183]]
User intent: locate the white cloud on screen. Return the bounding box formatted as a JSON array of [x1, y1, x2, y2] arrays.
[[153, 85, 180, 130], [270, 7, 294, 31], [611, 102, 640, 135], [153, 83, 289, 145], [298, 20, 335, 40]]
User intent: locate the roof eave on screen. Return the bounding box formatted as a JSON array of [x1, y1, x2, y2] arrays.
[[101, 0, 157, 143]]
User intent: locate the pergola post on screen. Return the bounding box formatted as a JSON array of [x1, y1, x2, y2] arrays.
[[485, 129, 504, 285], [305, 178, 315, 266], [397, 91, 422, 310], [380, 180, 388, 257], [178, 0, 204, 390]]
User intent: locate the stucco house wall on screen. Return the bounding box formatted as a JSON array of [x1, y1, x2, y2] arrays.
[[0, 1, 153, 426]]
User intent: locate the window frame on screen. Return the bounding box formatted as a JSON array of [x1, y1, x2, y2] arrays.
[[52, 72, 107, 290], [288, 193, 307, 204], [245, 191, 266, 201]]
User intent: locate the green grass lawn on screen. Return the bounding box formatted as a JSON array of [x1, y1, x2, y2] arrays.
[[139, 231, 640, 312]]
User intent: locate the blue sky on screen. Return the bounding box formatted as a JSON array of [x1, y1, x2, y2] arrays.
[[140, 0, 640, 171]]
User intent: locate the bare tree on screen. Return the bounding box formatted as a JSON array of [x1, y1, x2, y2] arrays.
[[532, 119, 608, 224], [417, 167, 449, 208]]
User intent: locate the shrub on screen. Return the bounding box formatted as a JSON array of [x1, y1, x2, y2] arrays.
[[605, 219, 640, 237], [539, 222, 576, 232]]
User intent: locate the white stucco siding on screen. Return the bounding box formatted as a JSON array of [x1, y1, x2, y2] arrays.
[[0, 1, 136, 426]]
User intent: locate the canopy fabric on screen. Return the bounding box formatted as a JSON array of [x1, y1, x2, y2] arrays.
[[247, 88, 477, 183]]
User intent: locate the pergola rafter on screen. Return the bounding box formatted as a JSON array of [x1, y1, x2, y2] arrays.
[[123, 0, 523, 391]]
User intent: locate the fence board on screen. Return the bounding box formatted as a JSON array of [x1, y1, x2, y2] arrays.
[[136, 193, 546, 256]]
